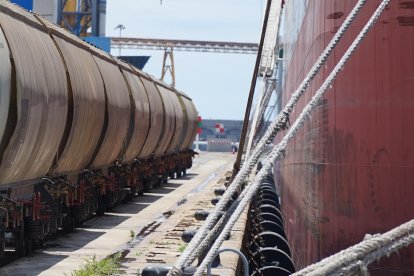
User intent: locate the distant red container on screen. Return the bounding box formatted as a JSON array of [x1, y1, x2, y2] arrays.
[[277, 1, 414, 274]]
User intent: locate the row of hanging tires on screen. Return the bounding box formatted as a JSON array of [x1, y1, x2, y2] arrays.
[[245, 172, 295, 276]]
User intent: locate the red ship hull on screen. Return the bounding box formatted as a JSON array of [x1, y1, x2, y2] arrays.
[[277, 1, 414, 273]]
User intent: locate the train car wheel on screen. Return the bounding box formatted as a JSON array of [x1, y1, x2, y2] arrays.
[[176, 171, 182, 179], [15, 233, 33, 257], [72, 205, 83, 227], [126, 187, 137, 202], [162, 174, 168, 184], [15, 239, 25, 257], [96, 195, 105, 216], [62, 215, 75, 233], [157, 175, 163, 185], [25, 238, 33, 256]]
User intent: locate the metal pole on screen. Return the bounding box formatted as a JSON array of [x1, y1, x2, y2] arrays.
[[160, 47, 176, 87], [91, 0, 98, 36], [114, 24, 125, 56], [195, 133, 200, 151], [119, 28, 122, 56], [57, 0, 63, 26], [233, 0, 273, 178], [161, 48, 168, 81]]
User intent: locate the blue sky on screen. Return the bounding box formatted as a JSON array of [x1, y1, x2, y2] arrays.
[[106, 0, 264, 120]]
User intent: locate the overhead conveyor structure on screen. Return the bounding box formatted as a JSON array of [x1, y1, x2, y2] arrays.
[[110, 37, 258, 54]]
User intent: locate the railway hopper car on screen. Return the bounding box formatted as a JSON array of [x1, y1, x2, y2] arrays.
[[0, 1, 197, 256]]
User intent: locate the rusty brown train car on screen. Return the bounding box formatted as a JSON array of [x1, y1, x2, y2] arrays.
[[0, 1, 197, 256]]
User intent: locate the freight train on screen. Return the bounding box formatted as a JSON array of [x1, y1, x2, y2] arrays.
[[0, 1, 198, 257]]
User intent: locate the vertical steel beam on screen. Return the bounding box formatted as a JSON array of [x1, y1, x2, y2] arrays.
[[161, 47, 176, 87], [91, 0, 98, 36]]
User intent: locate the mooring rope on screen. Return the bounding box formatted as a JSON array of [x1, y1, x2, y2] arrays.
[[192, 0, 389, 274], [293, 219, 414, 276]]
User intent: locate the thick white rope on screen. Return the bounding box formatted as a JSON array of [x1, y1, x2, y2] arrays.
[[293, 219, 414, 276], [193, 1, 389, 274], [167, 2, 368, 273]]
